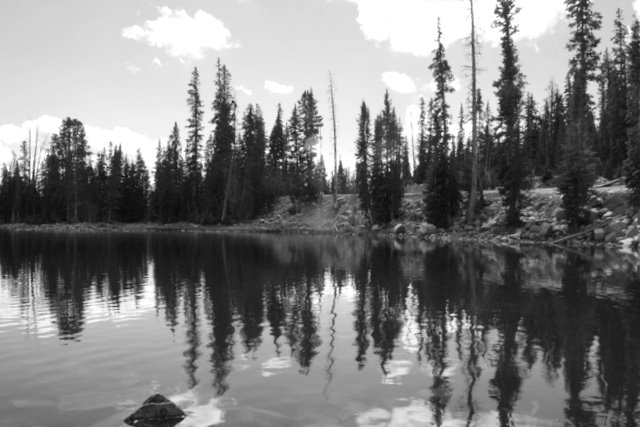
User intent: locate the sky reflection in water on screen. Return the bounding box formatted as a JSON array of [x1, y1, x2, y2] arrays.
[[0, 231, 639, 426]]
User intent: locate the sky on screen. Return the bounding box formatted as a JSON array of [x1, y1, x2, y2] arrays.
[[1, 0, 639, 173]]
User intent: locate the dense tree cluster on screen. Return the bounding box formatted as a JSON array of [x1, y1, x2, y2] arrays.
[[1, 118, 150, 223], [3, 1, 640, 227], [355, 92, 408, 224], [1, 61, 328, 224]]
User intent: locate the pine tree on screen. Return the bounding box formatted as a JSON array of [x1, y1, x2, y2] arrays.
[[355, 101, 371, 214], [238, 104, 268, 218], [133, 150, 150, 221], [205, 59, 236, 222], [597, 50, 612, 170], [538, 82, 566, 180], [423, 20, 460, 228], [267, 104, 287, 197], [337, 160, 348, 193], [559, 0, 601, 228], [286, 105, 303, 208], [106, 143, 123, 222], [297, 89, 323, 202], [0, 166, 12, 222], [42, 140, 64, 222], [49, 118, 91, 222], [522, 94, 541, 174], [370, 115, 388, 224], [168, 122, 184, 220], [625, 17, 640, 206], [120, 158, 135, 222], [185, 67, 204, 221], [493, 0, 526, 227], [93, 149, 108, 221], [154, 124, 184, 222], [315, 155, 329, 194], [605, 9, 629, 178], [381, 92, 404, 221]]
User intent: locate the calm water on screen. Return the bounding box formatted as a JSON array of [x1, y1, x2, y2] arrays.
[[0, 231, 639, 427]]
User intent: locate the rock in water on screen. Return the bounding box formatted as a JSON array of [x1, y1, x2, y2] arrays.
[[393, 223, 406, 235], [124, 394, 186, 427], [418, 222, 437, 237], [593, 228, 605, 242]]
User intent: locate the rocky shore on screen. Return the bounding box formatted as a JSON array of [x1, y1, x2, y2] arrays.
[[2, 185, 639, 256]]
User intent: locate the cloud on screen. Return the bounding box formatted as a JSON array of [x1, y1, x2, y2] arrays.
[[0, 115, 158, 170], [635, 0, 640, 15], [381, 71, 416, 94], [344, 0, 565, 56], [235, 85, 253, 96], [125, 63, 141, 74], [152, 57, 162, 67], [265, 80, 293, 95], [0, 115, 61, 164], [122, 7, 238, 60]]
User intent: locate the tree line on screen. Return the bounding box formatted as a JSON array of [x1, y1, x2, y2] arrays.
[[0, 61, 351, 224], [2, 0, 640, 229]]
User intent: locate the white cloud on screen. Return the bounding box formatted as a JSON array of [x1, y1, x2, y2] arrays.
[[381, 71, 416, 94], [635, 0, 640, 15], [264, 80, 293, 94], [0, 115, 157, 170], [345, 0, 565, 56], [152, 57, 162, 67], [125, 63, 141, 74], [122, 7, 238, 61], [0, 115, 61, 164], [235, 84, 253, 96]]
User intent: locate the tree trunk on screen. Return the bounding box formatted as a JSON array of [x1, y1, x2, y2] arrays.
[[468, 0, 480, 223], [329, 72, 338, 206]]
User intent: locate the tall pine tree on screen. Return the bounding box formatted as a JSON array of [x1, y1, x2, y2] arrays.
[[185, 67, 204, 221], [493, 0, 526, 227], [625, 17, 640, 206], [558, 0, 601, 228], [423, 20, 460, 228], [355, 101, 371, 214], [205, 59, 236, 223], [267, 104, 287, 197]]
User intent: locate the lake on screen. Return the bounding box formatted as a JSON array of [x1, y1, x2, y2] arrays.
[[0, 230, 638, 426]]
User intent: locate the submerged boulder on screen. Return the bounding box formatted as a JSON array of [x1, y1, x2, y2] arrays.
[[124, 394, 186, 427]]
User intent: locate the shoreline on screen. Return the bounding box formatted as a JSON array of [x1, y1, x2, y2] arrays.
[[1, 186, 638, 258], [0, 216, 636, 252]]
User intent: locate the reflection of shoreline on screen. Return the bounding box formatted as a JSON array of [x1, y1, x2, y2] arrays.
[[1, 232, 639, 426], [2, 222, 638, 264]]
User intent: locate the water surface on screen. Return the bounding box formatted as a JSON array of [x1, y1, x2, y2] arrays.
[[0, 231, 639, 426]]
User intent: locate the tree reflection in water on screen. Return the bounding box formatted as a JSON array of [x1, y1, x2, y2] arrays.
[[1, 230, 639, 424]]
